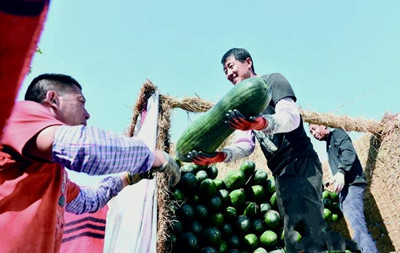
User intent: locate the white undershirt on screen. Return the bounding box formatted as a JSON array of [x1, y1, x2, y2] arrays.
[[222, 97, 300, 162]]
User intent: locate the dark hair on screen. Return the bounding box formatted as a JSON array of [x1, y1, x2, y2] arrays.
[[25, 73, 82, 102], [221, 48, 255, 73]]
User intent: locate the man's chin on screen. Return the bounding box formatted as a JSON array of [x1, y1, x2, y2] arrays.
[[314, 136, 322, 141], [232, 79, 241, 85]]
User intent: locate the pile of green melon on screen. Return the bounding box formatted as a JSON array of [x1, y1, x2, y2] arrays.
[[168, 161, 350, 253]]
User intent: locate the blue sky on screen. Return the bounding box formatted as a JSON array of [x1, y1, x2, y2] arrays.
[[18, 1, 400, 183]]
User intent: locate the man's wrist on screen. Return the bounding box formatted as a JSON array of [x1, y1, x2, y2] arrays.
[[263, 115, 275, 133], [120, 172, 130, 187], [153, 151, 169, 172]]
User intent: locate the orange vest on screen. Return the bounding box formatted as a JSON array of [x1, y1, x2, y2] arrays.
[[0, 101, 79, 253]]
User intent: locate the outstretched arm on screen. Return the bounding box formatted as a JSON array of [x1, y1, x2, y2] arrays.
[[52, 125, 154, 175], [66, 175, 124, 214], [187, 130, 255, 165], [66, 169, 159, 214], [225, 97, 300, 134]]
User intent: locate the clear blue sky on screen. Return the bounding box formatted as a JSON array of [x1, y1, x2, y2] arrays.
[[17, 1, 400, 183]]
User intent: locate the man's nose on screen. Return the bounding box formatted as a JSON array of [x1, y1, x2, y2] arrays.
[[226, 69, 234, 78], [84, 109, 90, 120]]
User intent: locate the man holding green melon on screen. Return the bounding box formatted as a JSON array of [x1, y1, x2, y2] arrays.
[[188, 48, 344, 252], [309, 124, 378, 253]]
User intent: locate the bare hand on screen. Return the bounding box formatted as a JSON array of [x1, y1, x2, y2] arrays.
[[330, 172, 345, 193]]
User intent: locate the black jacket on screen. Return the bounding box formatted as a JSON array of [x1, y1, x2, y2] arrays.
[[326, 128, 366, 185]]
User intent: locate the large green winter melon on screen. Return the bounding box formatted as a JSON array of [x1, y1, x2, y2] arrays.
[[176, 76, 271, 162]]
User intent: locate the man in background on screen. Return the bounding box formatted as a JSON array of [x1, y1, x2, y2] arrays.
[[309, 124, 379, 253]]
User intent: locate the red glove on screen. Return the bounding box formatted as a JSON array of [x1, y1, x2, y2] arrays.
[[187, 150, 226, 166], [225, 109, 267, 131]]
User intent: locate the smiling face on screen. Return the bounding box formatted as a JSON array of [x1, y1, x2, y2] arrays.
[[53, 85, 90, 126], [223, 56, 255, 85], [308, 124, 330, 141]]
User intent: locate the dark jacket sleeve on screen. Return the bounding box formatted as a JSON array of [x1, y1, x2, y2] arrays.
[[332, 129, 357, 174]]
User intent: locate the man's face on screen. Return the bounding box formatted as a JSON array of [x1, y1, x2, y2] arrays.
[[223, 56, 253, 85], [308, 124, 329, 141], [56, 86, 90, 126]]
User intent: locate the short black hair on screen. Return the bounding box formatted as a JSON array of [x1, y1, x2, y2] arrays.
[[25, 73, 82, 102], [221, 48, 255, 72]]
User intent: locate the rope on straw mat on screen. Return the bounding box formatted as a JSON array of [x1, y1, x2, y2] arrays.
[[163, 94, 387, 134]]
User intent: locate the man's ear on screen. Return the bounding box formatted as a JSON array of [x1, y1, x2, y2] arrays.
[[44, 90, 58, 107], [245, 57, 253, 70]]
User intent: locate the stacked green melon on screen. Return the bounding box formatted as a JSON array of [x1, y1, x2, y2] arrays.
[[169, 161, 346, 252], [322, 188, 342, 224]]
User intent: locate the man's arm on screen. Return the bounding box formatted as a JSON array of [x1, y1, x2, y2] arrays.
[[221, 130, 256, 163], [66, 169, 160, 214], [189, 98, 299, 166], [25, 124, 180, 186], [334, 131, 358, 173], [23, 124, 59, 162], [66, 175, 125, 214], [43, 125, 155, 175], [329, 130, 358, 193], [224, 97, 300, 135], [187, 130, 255, 165], [260, 97, 300, 134]]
